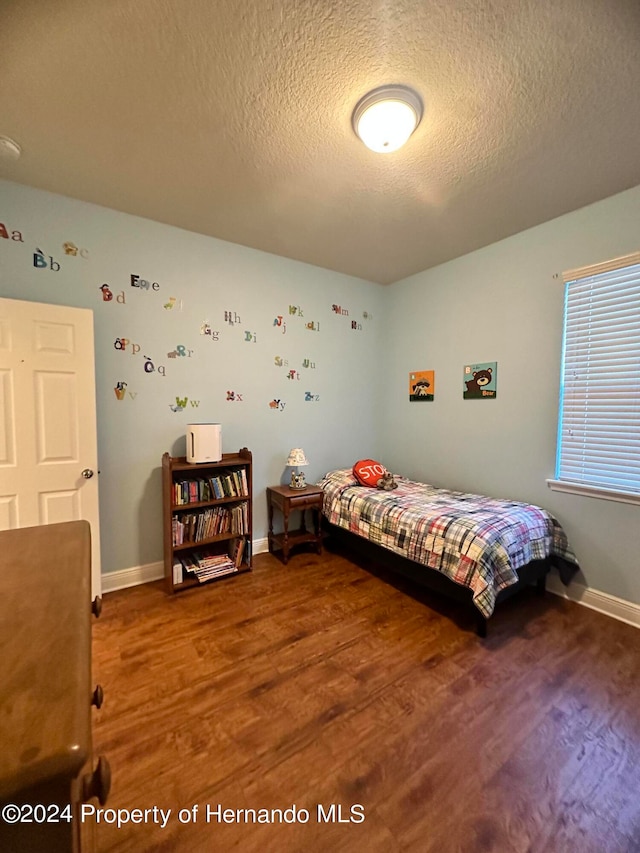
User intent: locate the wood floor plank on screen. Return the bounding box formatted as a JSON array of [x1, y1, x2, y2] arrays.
[[91, 547, 640, 852]]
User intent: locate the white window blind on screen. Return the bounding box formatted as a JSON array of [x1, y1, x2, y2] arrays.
[[556, 252, 640, 496]]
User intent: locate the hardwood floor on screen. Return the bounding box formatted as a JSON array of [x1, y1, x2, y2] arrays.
[[92, 543, 640, 852]]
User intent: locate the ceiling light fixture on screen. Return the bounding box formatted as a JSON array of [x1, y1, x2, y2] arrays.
[[352, 85, 423, 154], [0, 135, 21, 160]]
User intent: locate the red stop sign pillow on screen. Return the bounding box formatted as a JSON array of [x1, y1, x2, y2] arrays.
[[353, 459, 386, 487]]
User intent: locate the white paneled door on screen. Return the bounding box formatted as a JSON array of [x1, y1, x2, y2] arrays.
[[0, 298, 101, 596]]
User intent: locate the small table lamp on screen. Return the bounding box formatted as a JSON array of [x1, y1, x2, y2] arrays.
[[286, 448, 309, 489]]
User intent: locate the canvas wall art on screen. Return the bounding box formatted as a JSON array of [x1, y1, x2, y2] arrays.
[[463, 362, 497, 399], [409, 370, 435, 401]]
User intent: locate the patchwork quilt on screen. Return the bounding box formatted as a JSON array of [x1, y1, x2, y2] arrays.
[[318, 469, 579, 618]]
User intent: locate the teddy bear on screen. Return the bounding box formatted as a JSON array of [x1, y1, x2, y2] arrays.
[[377, 471, 398, 490]]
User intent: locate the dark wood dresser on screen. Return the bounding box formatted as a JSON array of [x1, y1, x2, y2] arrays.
[[0, 521, 109, 853]]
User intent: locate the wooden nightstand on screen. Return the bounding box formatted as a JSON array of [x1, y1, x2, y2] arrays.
[[266, 484, 324, 563]]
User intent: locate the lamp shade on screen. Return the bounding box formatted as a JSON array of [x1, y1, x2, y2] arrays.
[[286, 448, 308, 467]]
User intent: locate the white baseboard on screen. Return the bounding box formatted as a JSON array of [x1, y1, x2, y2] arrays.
[[101, 538, 270, 594], [101, 560, 164, 593], [547, 575, 640, 629], [253, 537, 269, 555]]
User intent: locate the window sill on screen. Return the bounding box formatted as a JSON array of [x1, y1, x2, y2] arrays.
[[546, 479, 640, 507]]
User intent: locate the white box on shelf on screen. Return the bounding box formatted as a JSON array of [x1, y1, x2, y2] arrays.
[[186, 423, 222, 464]]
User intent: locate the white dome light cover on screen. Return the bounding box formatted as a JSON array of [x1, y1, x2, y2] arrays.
[[0, 135, 21, 160], [352, 85, 423, 153]]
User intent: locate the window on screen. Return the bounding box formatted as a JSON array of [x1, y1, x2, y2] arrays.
[[549, 251, 640, 505]]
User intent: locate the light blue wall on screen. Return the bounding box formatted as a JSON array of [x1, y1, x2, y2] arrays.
[[3, 178, 639, 603], [0, 180, 384, 574], [380, 184, 640, 605]]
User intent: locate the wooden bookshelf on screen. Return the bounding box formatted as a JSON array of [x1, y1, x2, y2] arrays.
[[162, 448, 252, 594]]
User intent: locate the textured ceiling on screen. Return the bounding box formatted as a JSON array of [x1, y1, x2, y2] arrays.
[[1, 0, 640, 284]]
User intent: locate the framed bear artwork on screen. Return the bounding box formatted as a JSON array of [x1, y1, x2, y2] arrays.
[[463, 362, 497, 399]]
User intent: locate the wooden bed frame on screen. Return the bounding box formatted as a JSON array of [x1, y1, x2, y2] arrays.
[[323, 520, 555, 637]]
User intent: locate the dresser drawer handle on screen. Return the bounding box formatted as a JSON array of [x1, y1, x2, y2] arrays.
[[92, 596, 102, 618], [83, 755, 111, 805], [92, 684, 104, 709]]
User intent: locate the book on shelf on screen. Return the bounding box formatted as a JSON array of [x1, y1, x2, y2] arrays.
[[172, 503, 249, 546], [194, 564, 237, 582], [208, 477, 221, 499], [203, 470, 248, 500], [181, 554, 196, 573], [176, 540, 247, 583], [223, 474, 233, 497], [172, 517, 183, 546], [174, 477, 228, 505], [228, 536, 246, 568], [186, 549, 238, 582]]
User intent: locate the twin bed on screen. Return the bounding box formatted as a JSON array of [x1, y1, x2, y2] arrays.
[[317, 468, 579, 636]]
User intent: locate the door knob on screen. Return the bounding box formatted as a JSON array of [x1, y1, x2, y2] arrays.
[[81, 468, 94, 479]]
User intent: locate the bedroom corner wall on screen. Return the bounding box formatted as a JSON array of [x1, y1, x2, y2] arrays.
[[0, 179, 384, 575], [379, 184, 640, 606]]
